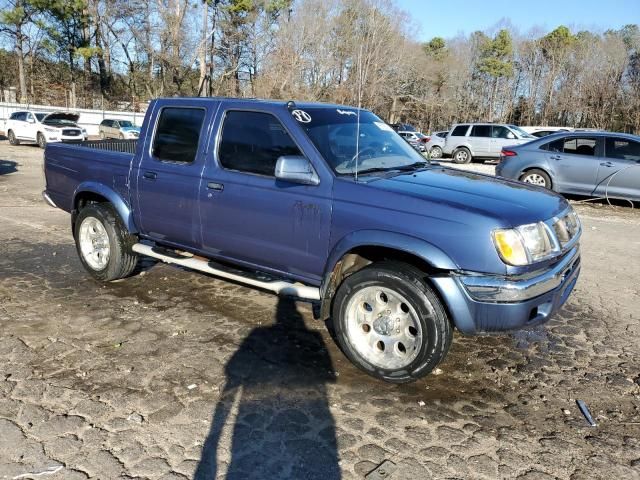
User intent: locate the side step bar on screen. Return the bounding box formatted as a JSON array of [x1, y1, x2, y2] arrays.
[[131, 243, 321, 301]]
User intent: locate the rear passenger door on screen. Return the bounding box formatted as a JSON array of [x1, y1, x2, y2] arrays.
[[594, 137, 640, 200], [134, 104, 213, 248], [545, 136, 602, 195], [200, 108, 332, 283], [468, 125, 492, 156]]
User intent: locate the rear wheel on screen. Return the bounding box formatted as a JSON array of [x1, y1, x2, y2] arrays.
[[332, 261, 453, 383], [7, 130, 19, 145], [520, 169, 551, 189], [37, 132, 46, 149], [74, 203, 138, 282], [429, 145, 443, 159], [452, 147, 471, 164]]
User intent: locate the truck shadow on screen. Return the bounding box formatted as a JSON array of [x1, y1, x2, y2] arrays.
[[0, 160, 17, 176], [194, 297, 341, 480]]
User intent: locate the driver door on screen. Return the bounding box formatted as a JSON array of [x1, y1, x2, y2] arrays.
[[490, 125, 517, 157]]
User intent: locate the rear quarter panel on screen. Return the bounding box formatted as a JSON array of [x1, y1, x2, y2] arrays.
[[44, 143, 134, 215]]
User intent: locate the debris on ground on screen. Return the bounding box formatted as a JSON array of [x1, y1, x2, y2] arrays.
[[576, 399, 597, 427], [365, 460, 397, 479]]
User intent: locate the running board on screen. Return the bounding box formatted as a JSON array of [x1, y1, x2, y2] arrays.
[[131, 243, 321, 301]]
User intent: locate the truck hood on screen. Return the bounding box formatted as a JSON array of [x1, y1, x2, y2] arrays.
[[366, 166, 567, 227], [42, 112, 80, 124]]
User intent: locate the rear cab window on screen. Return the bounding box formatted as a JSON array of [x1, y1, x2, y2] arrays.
[[152, 107, 206, 164], [218, 110, 302, 176], [451, 125, 469, 136]]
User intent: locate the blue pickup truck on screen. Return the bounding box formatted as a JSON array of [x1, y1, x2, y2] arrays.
[[43, 97, 581, 383]]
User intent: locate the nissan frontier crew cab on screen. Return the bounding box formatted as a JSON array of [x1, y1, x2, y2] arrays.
[[43, 97, 581, 383]]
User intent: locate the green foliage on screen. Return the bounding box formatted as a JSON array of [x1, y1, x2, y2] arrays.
[[541, 25, 575, 59], [424, 37, 446, 59], [477, 29, 513, 78]]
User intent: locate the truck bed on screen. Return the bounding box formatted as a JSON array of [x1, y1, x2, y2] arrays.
[[44, 140, 137, 214]]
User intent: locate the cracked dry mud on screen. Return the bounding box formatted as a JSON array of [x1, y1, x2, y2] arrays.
[[0, 141, 639, 479]]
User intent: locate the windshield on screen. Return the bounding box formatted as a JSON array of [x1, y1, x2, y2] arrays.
[[292, 107, 427, 175], [119, 120, 134, 128], [508, 125, 535, 139]]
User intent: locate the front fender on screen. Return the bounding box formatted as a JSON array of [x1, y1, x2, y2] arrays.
[[73, 182, 137, 233]]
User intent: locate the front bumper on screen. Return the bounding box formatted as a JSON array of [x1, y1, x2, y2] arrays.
[[432, 247, 581, 334]]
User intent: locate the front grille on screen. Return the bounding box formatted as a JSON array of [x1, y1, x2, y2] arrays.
[[62, 129, 81, 136]]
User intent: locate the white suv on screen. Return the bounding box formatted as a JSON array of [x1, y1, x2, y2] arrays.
[[443, 123, 535, 163], [5, 111, 87, 148]]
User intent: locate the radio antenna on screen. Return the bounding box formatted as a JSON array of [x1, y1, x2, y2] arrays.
[[354, 43, 363, 183]]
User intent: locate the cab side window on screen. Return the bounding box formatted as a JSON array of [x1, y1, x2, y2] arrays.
[[470, 125, 491, 137], [492, 126, 515, 139], [218, 111, 302, 176], [152, 107, 206, 164], [451, 125, 469, 136]]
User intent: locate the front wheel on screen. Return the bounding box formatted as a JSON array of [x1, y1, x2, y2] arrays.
[[332, 262, 453, 383], [74, 203, 138, 282], [452, 147, 471, 164], [37, 132, 46, 149], [520, 169, 551, 189]]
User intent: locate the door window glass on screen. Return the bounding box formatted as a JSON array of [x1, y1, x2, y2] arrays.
[[492, 126, 515, 139], [152, 107, 206, 164], [451, 125, 469, 136], [606, 137, 640, 161], [218, 111, 302, 176], [470, 125, 491, 137], [562, 138, 596, 156]]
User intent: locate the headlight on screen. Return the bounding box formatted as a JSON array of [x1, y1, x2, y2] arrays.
[[44, 127, 57, 132], [493, 222, 555, 266], [81, 128, 87, 133]]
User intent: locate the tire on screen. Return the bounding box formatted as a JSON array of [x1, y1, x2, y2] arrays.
[[73, 203, 138, 282], [520, 169, 552, 189], [452, 147, 471, 164], [119, 133, 125, 139], [37, 132, 46, 149], [331, 261, 453, 383], [7, 130, 20, 145], [429, 145, 443, 159]]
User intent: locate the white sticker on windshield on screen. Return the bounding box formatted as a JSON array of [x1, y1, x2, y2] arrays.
[[337, 109, 357, 116], [374, 122, 394, 132], [291, 109, 312, 123]]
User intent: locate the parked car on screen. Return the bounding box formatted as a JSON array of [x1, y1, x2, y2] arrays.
[[496, 131, 640, 201], [398, 130, 427, 152], [520, 126, 573, 138], [389, 123, 417, 132], [99, 119, 141, 139], [5, 111, 87, 148], [43, 97, 581, 383], [443, 123, 536, 163], [424, 131, 448, 158]]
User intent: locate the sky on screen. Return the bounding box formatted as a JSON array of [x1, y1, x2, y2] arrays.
[[396, 0, 640, 40]]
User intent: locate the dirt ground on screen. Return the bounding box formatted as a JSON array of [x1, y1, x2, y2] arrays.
[[0, 140, 639, 480]]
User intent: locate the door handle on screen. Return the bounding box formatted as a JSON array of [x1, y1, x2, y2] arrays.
[[143, 171, 157, 180], [600, 161, 614, 167], [550, 155, 561, 161], [207, 182, 224, 191]]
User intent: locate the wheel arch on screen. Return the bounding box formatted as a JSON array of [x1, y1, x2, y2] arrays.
[[317, 231, 458, 320], [72, 182, 137, 233]]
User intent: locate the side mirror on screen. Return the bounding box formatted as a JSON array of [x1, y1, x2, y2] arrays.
[[507, 132, 516, 139], [27, 117, 35, 124], [275, 155, 320, 186]]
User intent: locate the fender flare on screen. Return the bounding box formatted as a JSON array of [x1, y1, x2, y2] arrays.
[[317, 230, 458, 318], [72, 181, 137, 233]]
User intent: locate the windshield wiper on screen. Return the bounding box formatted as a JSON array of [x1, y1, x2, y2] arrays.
[[350, 161, 430, 177]]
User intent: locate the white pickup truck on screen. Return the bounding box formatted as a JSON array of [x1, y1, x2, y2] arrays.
[[5, 110, 87, 148]]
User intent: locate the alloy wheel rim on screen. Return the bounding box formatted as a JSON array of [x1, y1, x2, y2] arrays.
[[79, 217, 110, 270], [524, 174, 546, 186], [345, 286, 425, 370]]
